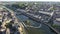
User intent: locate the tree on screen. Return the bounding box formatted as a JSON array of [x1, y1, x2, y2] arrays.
[[24, 20, 31, 26], [19, 3, 27, 9], [5, 23, 12, 29], [0, 22, 2, 26]]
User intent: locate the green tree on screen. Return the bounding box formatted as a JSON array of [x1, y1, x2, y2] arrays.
[[5, 21, 14, 28], [0, 22, 2, 26], [5, 23, 12, 28], [19, 3, 27, 9], [24, 20, 31, 26]]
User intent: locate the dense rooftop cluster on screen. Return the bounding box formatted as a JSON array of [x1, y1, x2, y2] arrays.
[[0, 7, 20, 34]]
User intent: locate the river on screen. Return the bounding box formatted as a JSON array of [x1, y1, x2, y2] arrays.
[[16, 14, 56, 34]]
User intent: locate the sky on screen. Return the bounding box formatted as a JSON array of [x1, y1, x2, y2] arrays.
[[0, 0, 60, 2]]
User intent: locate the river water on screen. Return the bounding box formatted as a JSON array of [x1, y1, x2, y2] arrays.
[[16, 14, 56, 34]]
